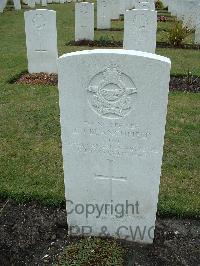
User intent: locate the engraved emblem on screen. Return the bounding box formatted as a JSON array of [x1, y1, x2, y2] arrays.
[[87, 66, 137, 119], [32, 14, 46, 31]]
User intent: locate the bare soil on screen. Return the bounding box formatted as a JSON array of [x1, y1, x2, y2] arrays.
[[14, 73, 58, 86], [66, 39, 200, 50], [0, 199, 199, 266], [14, 73, 200, 93]]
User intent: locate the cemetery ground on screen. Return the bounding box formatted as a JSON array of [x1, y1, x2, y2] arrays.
[[0, 2, 200, 265]]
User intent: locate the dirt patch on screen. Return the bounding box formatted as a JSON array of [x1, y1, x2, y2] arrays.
[[170, 75, 200, 93], [13, 73, 200, 93], [14, 73, 58, 86], [0, 198, 199, 266], [66, 39, 200, 50], [157, 41, 200, 50], [67, 39, 122, 47], [95, 27, 123, 32]]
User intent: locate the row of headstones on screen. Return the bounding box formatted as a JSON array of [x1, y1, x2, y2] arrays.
[[162, 0, 200, 44], [0, 0, 153, 13], [98, 0, 154, 21], [77, 1, 157, 53], [24, 0, 157, 74], [25, 0, 82, 9], [86, 0, 155, 31], [0, 0, 21, 11], [24, 2, 171, 244], [0, 0, 82, 12]]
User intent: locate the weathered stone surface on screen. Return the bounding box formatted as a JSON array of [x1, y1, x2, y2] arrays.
[[110, 0, 120, 19], [97, 0, 111, 29], [0, 0, 8, 13], [123, 9, 157, 53], [13, 0, 21, 10], [58, 49, 171, 243], [195, 13, 200, 44], [75, 2, 94, 41], [135, 0, 155, 11], [24, 9, 58, 73], [41, 0, 47, 6], [28, 0, 36, 8]]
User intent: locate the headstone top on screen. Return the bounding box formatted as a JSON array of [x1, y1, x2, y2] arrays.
[[58, 49, 171, 64]]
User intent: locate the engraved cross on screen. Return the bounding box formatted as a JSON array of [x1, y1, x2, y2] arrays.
[[94, 159, 127, 200]]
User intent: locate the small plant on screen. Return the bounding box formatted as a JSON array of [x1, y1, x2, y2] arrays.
[[168, 21, 192, 47], [56, 237, 125, 266], [98, 35, 114, 46], [185, 69, 199, 85], [155, 0, 164, 10], [186, 69, 193, 85]]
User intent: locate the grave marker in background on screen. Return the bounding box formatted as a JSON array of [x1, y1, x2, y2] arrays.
[[58, 49, 171, 243], [28, 0, 36, 8], [135, 0, 155, 11], [123, 9, 157, 53], [75, 2, 94, 41], [24, 9, 58, 73], [97, 0, 111, 29], [0, 0, 8, 13], [13, 0, 21, 10], [110, 0, 120, 20], [195, 16, 200, 44], [42, 0, 47, 6]]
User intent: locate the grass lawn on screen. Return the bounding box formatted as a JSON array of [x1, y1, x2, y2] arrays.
[[0, 3, 199, 218]]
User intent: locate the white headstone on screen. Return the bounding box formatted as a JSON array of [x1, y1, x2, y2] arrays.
[[119, 0, 126, 14], [135, 0, 155, 11], [110, 0, 120, 19], [97, 0, 111, 29], [182, 0, 199, 29], [195, 27, 200, 44], [129, 0, 136, 9], [125, 0, 135, 10], [75, 2, 94, 41], [195, 14, 200, 44], [123, 9, 157, 53], [35, 0, 40, 4], [120, 0, 135, 14], [42, 0, 47, 6], [58, 49, 171, 243], [28, 0, 36, 8], [13, 0, 21, 10], [24, 9, 58, 73], [0, 0, 8, 13]]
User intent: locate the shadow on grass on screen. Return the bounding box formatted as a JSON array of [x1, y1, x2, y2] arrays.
[[8, 70, 28, 84]]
